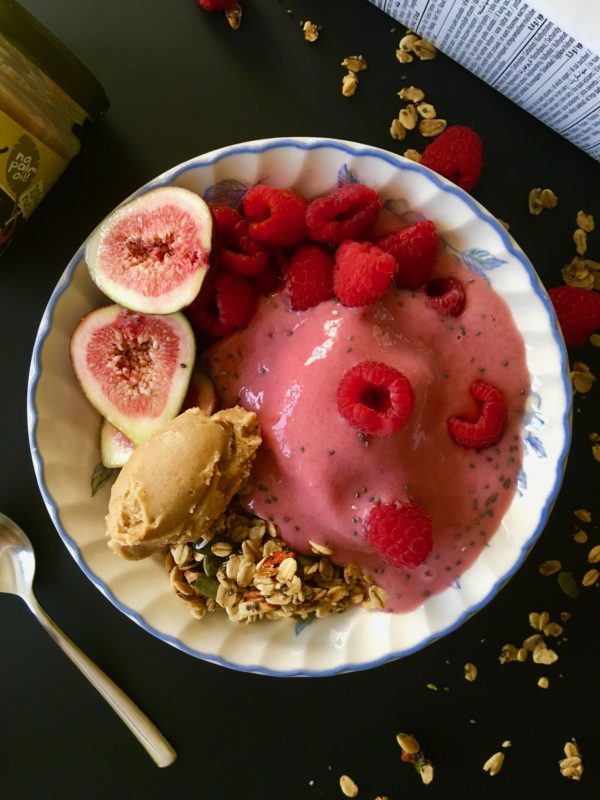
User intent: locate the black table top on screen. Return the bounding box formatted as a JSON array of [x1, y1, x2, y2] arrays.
[[2, 1, 599, 797]]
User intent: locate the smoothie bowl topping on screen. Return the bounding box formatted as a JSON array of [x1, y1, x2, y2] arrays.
[[68, 167, 530, 625]]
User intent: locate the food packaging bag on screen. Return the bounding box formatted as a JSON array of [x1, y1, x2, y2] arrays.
[[369, 0, 600, 161]]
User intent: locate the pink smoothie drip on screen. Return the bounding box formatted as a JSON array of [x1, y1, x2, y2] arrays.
[[205, 250, 529, 612]]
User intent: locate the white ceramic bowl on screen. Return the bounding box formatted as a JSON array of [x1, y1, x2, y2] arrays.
[[27, 137, 571, 676]]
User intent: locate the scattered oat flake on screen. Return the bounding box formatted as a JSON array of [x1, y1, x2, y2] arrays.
[[403, 148, 421, 162], [390, 118, 407, 141], [574, 508, 592, 523], [497, 218, 510, 230], [593, 444, 600, 462], [561, 256, 595, 289], [302, 20, 320, 42], [419, 763, 434, 785], [398, 85, 424, 102], [342, 71, 358, 97], [528, 611, 541, 629], [582, 568, 599, 587], [416, 101, 436, 119], [396, 732, 420, 754], [419, 118, 447, 137], [464, 662, 478, 681], [573, 530, 588, 544], [528, 187, 558, 215], [396, 48, 413, 63], [399, 104, 418, 130], [516, 647, 528, 662], [541, 188, 558, 208], [573, 228, 588, 256], [571, 362, 596, 394], [502, 740, 512, 748], [532, 644, 558, 665], [339, 775, 358, 798], [589, 334, 600, 347], [577, 210, 595, 232], [543, 622, 563, 637], [588, 544, 600, 563], [399, 33, 419, 52], [426, 682, 438, 690], [537, 676, 550, 689], [528, 188, 544, 215], [560, 611, 571, 623], [483, 752, 505, 776], [341, 55, 367, 72], [539, 559, 561, 576], [225, 3, 242, 30], [499, 643, 518, 664], [413, 37, 437, 60]]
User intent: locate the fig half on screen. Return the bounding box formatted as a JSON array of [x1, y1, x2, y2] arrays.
[[100, 419, 135, 468], [85, 186, 213, 314], [70, 305, 195, 444]]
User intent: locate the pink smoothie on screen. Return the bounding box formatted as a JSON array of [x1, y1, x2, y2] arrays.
[[205, 249, 529, 612]]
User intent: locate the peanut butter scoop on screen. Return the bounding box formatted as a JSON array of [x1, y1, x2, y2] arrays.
[[106, 406, 261, 559]]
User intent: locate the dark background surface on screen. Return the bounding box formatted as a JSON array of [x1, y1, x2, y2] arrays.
[[1, 1, 598, 798]]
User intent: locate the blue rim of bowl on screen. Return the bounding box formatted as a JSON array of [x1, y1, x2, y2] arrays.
[[26, 137, 572, 677]]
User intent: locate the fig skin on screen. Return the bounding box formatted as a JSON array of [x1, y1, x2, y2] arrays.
[[181, 369, 218, 414], [100, 420, 135, 468], [70, 304, 196, 445], [85, 186, 213, 314]]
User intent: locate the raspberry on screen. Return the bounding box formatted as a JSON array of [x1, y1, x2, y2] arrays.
[[306, 183, 381, 245], [547, 286, 600, 347], [212, 205, 241, 239], [337, 361, 415, 435], [186, 272, 256, 337], [285, 243, 334, 311], [448, 381, 507, 450], [196, 0, 237, 10], [425, 276, 466, 316], [377, 220, 439, 289], [212, 206, 269, 277], [243, 184, 307, 247], [252, 259, 282, 296], [365, 501, 433, 569], [420, 126, 483, 191], [333, 240, 397, 307]]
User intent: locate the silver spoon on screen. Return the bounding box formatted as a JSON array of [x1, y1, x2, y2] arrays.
[[0, 512, 176, 768]]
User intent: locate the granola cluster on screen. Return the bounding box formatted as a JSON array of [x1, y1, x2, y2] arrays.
[[390, 82, 447, 150], [165, 504, 384, 623]]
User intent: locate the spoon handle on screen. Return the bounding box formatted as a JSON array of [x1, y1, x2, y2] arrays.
[[25, 592, 177, 768]]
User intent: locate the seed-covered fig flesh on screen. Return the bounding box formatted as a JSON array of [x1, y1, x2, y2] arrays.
[[85, 186, 213, 314], [181, 368, 217, 414], [70, 305, 195, 444], [100, 419, 135, 468]]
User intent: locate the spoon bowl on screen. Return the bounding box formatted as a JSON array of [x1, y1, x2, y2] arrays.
[[0, 512, 36, 598], [0, 512, 176, 767]]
